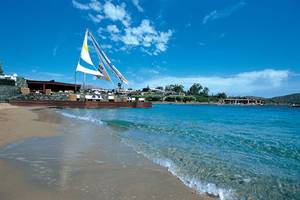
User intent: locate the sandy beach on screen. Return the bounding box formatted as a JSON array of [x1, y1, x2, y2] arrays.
[[0, 104, 214, 200]]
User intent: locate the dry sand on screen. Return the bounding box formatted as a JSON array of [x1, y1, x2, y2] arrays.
[[0, 104, 215, 200], [0, 104, 62, 146]]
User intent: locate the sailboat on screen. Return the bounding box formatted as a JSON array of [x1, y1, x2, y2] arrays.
[[75, 30, 128, 90], [9, 29, 151, 108]]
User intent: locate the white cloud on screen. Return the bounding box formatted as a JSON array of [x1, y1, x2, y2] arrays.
[[103, 2, 131, 27], [72, 0, 173, 55], [101, 44, 112, 49], [72, 0, 102, 12], [88, 13, 103, 23], [132, 0, 144, 12], [88, 0, 102, 12], [109, 20, 173, 54], [52, 46, 58, 56], [72, 0, 90, 10], [137, 69, 290, 96], [107, 24, 120, 33], [203, 1, 246, 24]]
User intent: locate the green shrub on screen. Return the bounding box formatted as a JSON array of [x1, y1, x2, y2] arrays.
[[165, 96, 176, 102], [196, 96, 209, 102], [146, 95, 163, 101], [183, 96, 196, 102], [176, 96, 183, 101]]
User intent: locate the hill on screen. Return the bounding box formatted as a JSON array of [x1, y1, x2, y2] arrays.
[[270, 93, 300, 104]]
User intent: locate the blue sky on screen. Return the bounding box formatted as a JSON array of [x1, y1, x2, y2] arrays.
[[0, 0, 299, 97]]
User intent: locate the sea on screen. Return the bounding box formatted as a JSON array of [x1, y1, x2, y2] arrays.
[[59, 104, 300, 200]]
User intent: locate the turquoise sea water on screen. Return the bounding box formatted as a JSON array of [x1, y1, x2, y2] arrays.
[[59, 105, 300, 200]]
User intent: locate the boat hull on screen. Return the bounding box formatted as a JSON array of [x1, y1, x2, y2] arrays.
[[292, 105, 300, 108], [9, 100, 152, 109]]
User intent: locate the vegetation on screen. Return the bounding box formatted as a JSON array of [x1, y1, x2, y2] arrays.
[[187, 83, 202, 95], [202, 87, 209, 97], [165, 84, 184, 94], [133, 82, 229, 103], [269, 93, 300, 104], [215, 92, 227, 99]]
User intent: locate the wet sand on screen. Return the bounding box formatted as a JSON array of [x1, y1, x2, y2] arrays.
[[0, 105, 214, 200]]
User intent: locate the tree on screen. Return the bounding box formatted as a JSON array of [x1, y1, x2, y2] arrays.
[[155, 86, 164, 90], [142, 85, 150, 92], [173, 84, 184, 94], [165, 84, 174, 92], [202, 87, 209, 97], [0, 61, 4, 75], [216, 92, 227, 99], [188, 83, 203, 95]]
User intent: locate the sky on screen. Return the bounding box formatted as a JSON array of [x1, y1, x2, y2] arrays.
[[0, 0, 300, 97]]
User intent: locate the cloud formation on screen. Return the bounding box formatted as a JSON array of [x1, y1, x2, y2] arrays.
[[107, 19, 173, 55], [203, 1, 246, 24], [72, 0, 172, 55], [72, 0, 101, 12], [132, 0, 144, 12], [137, 69, 290, 96]]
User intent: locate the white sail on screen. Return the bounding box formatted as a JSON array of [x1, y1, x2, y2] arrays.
[[76, 63, 103, 76], [80, 31, 94, 66], [98, 63, 111, 81], [89, 32, 129, 84], [100, 49, 128, 84]]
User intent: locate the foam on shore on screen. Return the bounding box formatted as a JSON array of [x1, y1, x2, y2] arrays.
[[59, 109, 234, 200]]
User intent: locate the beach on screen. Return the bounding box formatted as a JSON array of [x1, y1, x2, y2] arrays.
[[0, 104, 213, 200]]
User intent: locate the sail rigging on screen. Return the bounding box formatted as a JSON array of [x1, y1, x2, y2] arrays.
[[89, 32, 129, 84], [75, 29, 128, 86]]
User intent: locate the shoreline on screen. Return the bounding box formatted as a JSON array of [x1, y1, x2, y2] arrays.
[[0, 105, 214, 200], [152, 101, 293, 106]]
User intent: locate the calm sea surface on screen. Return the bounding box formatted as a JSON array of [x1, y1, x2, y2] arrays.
[[60, 104, 300, 200]]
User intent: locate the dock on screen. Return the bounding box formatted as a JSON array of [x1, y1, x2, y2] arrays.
[[9, 100, 152, 109]]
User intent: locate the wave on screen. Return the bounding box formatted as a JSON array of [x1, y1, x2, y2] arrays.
[[58, 110, 236, 200], [59, 111, 104, 125], [123, 141, 236, 200]]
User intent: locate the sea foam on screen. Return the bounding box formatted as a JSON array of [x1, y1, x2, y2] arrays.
[[59, 109, 236, 200], [131, 147, 235, 200], [59, 111, 104, 125]]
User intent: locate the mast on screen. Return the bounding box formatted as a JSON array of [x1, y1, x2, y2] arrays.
[[75, 30, 104, 91], [89, 31, 128, 85], [74, 71, 77, 92], [83, 73, 86, 90]]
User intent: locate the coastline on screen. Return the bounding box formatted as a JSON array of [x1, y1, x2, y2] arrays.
[[0, 105, 214, 200]]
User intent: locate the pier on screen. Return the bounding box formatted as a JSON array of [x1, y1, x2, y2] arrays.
[[223, 98, 263, 105]]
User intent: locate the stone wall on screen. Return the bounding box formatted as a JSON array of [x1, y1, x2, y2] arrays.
[[9, 93, 69, 101], [0, 77, 27, 102], [0, 85, 20, 102]]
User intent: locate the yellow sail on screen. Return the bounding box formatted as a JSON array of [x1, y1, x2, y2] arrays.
[[80, 31, 94, 66]]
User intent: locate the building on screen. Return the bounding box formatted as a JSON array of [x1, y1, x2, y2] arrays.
[[223, 98, 263, 105], [26, 80, 81, 93]]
